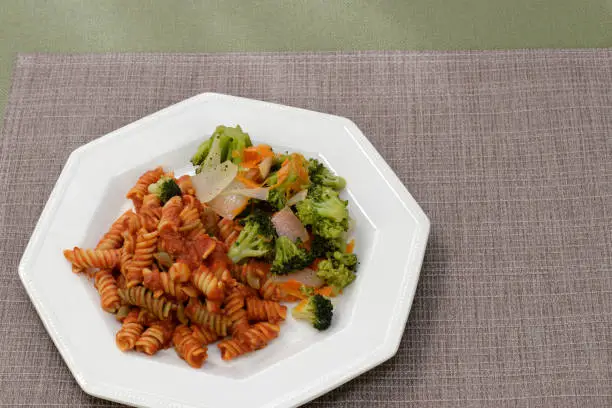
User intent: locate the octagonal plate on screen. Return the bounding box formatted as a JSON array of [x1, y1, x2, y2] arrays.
[[19, 93, 430, 408]]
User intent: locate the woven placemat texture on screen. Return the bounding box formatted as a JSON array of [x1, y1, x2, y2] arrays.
[[0, 50, 611, 407]]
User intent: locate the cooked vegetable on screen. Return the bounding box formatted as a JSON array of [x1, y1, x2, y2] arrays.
[[271, 236, 312, 275], [308, 158, 346, 190], [295, 185, 349, 239], [265, 153, 310, 210], [191, 125, 252, 171], [271, 207, 309, 243], [310, 234, 346, 259], [191, 161, 239, 204], [148, 176, 182, 205], [227, 210, 276, 263], [269, 268, 325, 287], [291, 294, 333, 331], [316, 258, 356, 290]]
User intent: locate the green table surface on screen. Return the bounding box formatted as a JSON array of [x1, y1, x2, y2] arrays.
[[1, 0, 611, 123]]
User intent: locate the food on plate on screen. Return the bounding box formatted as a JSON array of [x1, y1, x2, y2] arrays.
[[63, 124, 358, 368]]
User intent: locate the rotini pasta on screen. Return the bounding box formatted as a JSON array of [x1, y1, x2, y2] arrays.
[[245, 297, 287, 323], [217, 337, 252, 361], [118, 286, 173, 321], [94, 269, 121, 313], [126, 166, 164, 210], [116, 309, 144, 351], [191, 265, 224, 301], [185, 299, 231, 337], [95, 211, 130, 250], [168, 262, 191, 283], [191, 324, 219, 345], [238, 322, 280, 350], [125, 229, 158, 287], [135, 320, 175, 355], [63, 248, 121, 270], [142, 267, 190, 302], [158, 196, 183, 233], [223, 287, 249, 336], [172, 325, 208, 368]]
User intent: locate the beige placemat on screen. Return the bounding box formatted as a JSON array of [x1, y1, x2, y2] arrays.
[[1, 51, 611, 407]]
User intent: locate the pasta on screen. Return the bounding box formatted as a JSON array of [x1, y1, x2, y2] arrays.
[[116, 309, 144, 351], [94, 269, 121, 313], [64, 127, 357, 368], [135, 320, 175, 355], [118, 286, 173, 321], [172, 325, 208, 368], [245, 297, 287, 323], [63, 248, 121, 270]]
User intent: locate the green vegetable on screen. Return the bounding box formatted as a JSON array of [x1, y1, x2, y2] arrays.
[[295, 185, 349, 239], [316, 258, 356, 290], [147, 176, 182, 205], [292, 294, 333, 331], [227, 210, 276, 263], [310, 234, 346, 259], [271, 236, 313, 275], [191, 125, 252, 171], [308, 159, 346, 190], [331, 251, 358, 271]]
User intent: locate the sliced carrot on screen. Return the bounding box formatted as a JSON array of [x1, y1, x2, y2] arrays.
[[315, 286, 335, 297], [346, 239, 355, 254], [235, 173, 262, 188]]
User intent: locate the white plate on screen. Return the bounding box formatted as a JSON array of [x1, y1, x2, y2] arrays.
[[19, 93, 430, 408]]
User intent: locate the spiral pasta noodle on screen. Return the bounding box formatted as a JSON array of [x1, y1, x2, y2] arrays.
[[139, 194, 162, 232], [178, 195, 204, 234], [172, 325, 208, 368], [192, 265, 224, 301], [115, 309, 144, 351], [245, 297, 287, 324], [158, 196, 183, 233], [125, 229, 158, 288], [185, 299, 231, 337], [191, 324, 219, 345], [135, 320, 175, 355], [223, 287, 249, 336], [94, 269, 121, 313], [217, 337, 252, 361], [96, 211, 130, 250], [177, 175, 195, 196], [168, 262, 191, 283], [126, 166, 164, 210], [238, 322, 280, 350], [63, 248, 121, 270], [142, 268, 190, 302], [259, 278, 282, 302], [118, 286, 173, 321]]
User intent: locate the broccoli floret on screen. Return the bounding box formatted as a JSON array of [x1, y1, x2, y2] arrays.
[[292, 294, 333, 330], [148, 176, 182, 204], [228, 211, 276, 263], [308, 159, 346, 190], [271, 236, 313, 275], [310, 234, 346, 259], [331, 251, 358, 271], [191, 125, 252, 169], [316, 259, 356, 290], [295, 185, 349, 239]]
